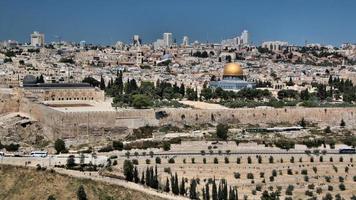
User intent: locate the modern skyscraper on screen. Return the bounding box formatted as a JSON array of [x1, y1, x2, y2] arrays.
[[133, 35, 141, 46], [163, 33, 173, 47], [31, 31, 45, 47], [182, 36, 189, 46], [241, 30, 249, 45]]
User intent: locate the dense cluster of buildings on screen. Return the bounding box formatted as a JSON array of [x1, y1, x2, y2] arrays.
[[0, 30, 355, 103]]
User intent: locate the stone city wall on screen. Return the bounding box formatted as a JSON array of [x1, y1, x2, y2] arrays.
[[159, 107, 356, 128], [18, 98, 159, 140]]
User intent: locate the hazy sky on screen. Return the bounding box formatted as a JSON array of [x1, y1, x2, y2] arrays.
[[0, 0, 355, 46]]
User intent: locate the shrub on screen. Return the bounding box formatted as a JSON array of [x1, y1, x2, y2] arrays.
[[145, 159, 150, 164], [301, 169, 308, 175], [313, 166, 318, 174], [339, 183, 346, 191], [285, 185, 294, 195], [308, 183, 315, 190], [269, 176, 274, 182], [353, 175, 356, 182], [224, 157, 229, 164], [164, 167, 171, 174], [155, 157, 161, 164], [272, 170, 277, 177], [260, 172, 265, 178], [168, 158, 175, 163], [200, 150, 205, 155], [132, 159, 139, 165], [112, 141, 124, 150], [304, 175, 309, 182], [191, 158, 195, 164], [319, 156, 323, 162], [216, 123, 229, 140], [247, 173, 254, 179], [236, 157, 241, 164], [203, 158, 206, 164], [234, 172, 241, 179], [247, 156, 252, 164], [339, 156, 343, 162], [163, 142, 171, 151], [305, 190, 313, 197], [328, 185, 333, 191], [256, 184, 262, 191], [338, 176, 344, 183], [287, 169, 293, 175], [290, 156, 294, 163], [269, 156, 274, 163], [183, 158, 186, 163], [214, 157, 218, 164]]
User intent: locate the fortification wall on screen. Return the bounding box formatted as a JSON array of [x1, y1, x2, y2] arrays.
[[0, 89, 20, 114], [19, 99, 159, 140], [159, 107, 356, 128]]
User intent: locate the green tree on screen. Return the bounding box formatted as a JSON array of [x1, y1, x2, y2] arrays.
[[47, 195, 56, 200], [100, 75, 106, 90], [216, 123, 229, 140], [189, 179, 198, 199], [113, 140, 124, 150], [77, 185, 87, 200], [54, 139, 66, 154], [123, 160, 134, 181], [131, 94, 153, 109]]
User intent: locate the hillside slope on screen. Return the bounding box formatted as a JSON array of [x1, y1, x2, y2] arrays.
[[0, 165, 164, 200]]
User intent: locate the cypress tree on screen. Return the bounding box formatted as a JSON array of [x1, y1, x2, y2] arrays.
[[170, 175, 176, 194], [205, 184, 210, 200], [100, 75, 106, 90], [165, 177, 170, 193], [133, 166, 139, 183], [141, 171, 145, 185], [212, 181, 218, 200], [179, 177, 186, 195], [145, 167, 150, 186], [189, 179, 197, 199], [76, 185, 87, 200], [174, 173, 179, 195]]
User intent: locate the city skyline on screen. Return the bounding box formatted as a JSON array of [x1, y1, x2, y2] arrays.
[[1, 0, 356, 46]]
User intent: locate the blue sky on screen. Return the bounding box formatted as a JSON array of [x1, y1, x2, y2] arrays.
[[0, 0, 355, 46]]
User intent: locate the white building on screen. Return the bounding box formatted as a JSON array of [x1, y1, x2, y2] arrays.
[[221, 30, 249, 47], [31, 31, 45, 47], [163, 32, 173, 47], [182, 36, 189, 46], [262, 41, 288, 51], [133, 35, 141, 46], [153, 39, 164, 50], [241, 30, 249, 45]]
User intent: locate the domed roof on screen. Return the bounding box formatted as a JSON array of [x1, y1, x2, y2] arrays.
[[23, 75, 37, 85], [223, 63, 243, 77]]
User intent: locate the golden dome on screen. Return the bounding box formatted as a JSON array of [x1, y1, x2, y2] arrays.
[[223, 63, 243, 77]]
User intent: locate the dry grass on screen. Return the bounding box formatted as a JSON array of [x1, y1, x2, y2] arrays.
[[0, 165, 164, 200]]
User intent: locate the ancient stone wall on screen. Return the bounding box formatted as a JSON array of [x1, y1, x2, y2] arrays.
[[159, 107, 356, 128], [0, 90, 20, 114]]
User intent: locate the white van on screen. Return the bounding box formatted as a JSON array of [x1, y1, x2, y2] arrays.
[[30, 151, 48, 157]]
